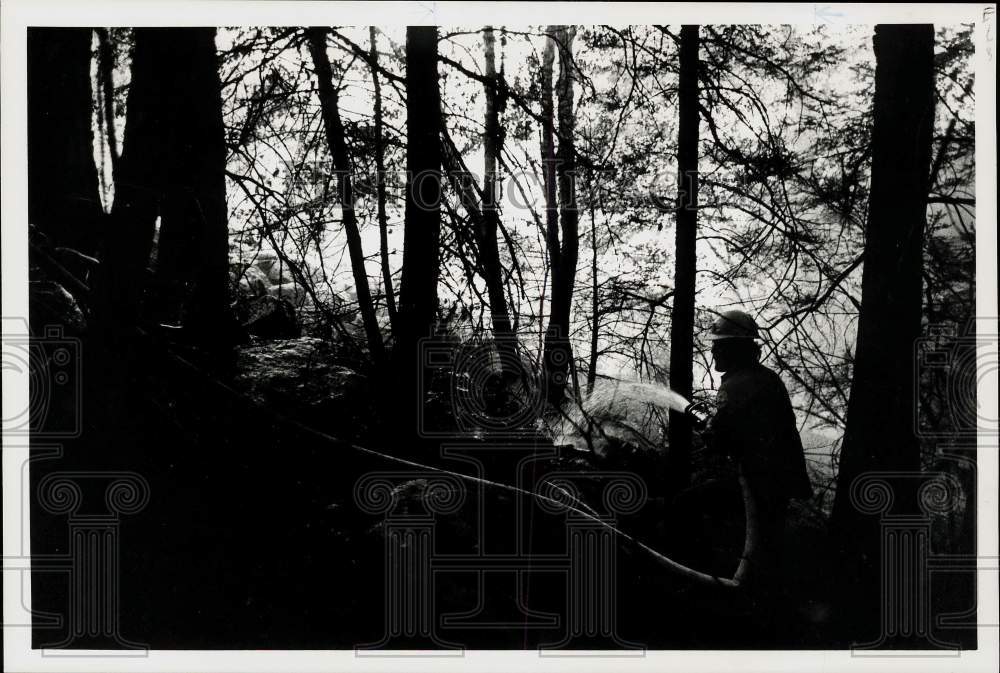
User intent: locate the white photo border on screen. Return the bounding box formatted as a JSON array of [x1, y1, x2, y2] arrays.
[[3, 2, 997, 672]]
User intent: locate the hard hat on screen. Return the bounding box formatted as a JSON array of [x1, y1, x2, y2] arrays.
[[707, 310, 760, 341]]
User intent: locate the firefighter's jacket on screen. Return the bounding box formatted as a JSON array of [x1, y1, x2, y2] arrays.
[[705, 362, 813, 501]]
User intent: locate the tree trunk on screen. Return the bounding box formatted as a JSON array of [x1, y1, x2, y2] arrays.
[[369, 26, 398, 336], [88, 28, 171, 428], [96, 28, 120, 182], [830, 24, 935, 644], [481, 26, 519, 374], [667, 25, 700, 494], [396, 26, 442, 351], [143, 28, 234, 349], [97, 28, 165, 333], [586, 177, 600, 396], [181, 29, 233, 347], [391, 26, 442, 440], [307, 27, 386, 365], [27, 28, 104, 256], [542, 26, 579, 406], [539, 30, 560, 283], [94, 28, 234, 354]]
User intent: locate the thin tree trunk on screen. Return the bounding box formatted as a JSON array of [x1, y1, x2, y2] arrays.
[[543, 25, 579, 405], [538, 35, 558, 373], [479, 26, 519, 375], [829, 24, 935, 644], [369, 26, 398, 336], [392, 26, 442, 436], [667, 24, 700, 494], [27, 28, 104, 256], [307, 27, 385, 364], [540, 29, 560, 306], [180, 28, 233, 348], [586, 177, 600, 396]]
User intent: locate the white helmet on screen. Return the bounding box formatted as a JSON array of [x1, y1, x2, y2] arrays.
[[707, 310, 760, 341]]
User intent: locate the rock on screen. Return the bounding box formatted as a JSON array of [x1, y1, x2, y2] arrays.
[[232, 337, 369, 436], [241, 295, 300, 339], [235, 265, 270, 297], [230, 249, 310, 305], [251, 250, 276, 277], [254, 250, 290, 285], [266, 280, 307, 306]]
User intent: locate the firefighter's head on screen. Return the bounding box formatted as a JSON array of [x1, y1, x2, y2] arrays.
[[708, 310, 761, 372]]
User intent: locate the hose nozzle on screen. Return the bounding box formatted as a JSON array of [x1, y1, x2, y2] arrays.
[[683, 401, 712, 432]]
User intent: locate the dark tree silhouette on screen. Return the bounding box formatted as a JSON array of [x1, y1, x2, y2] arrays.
[[98, 28, 234, 351], [542, 25, 579, 405], [481, 26, 518, 373], [830, 24, 936, 644], [27, 28, 104, 256], [164, 28, 234, 348], [98, 28, 166, 333], [391, 26, 442, 442], [369, 26, 398, 335], [667, 25, 700, 493], [307, 27, 386, 364]]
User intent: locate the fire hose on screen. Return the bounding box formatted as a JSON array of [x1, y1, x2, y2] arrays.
[[27, 238, 754, 591], [154, 340, 757, 591]]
